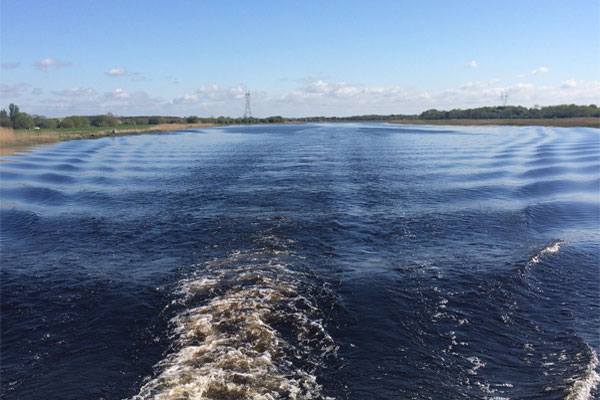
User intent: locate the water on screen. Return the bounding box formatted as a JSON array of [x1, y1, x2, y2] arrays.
[[1, 123, 599, 399]]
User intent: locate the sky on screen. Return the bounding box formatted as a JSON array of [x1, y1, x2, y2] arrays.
[[1, 0, 599, 117]]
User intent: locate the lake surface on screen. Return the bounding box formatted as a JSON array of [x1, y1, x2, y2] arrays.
[[1, 123, 599, 399]]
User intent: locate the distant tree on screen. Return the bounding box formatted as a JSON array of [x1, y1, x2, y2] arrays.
[[163, 116, 182, 124], [58, 118, 75, 128], [69, 116, 90, 128], [31, 115, 45, 125], [0, 109, 10, 128], [12, 112, 34, 129], [267, 116, 284, 123], [91, 114, 118, 127], [8, 103, 19, 122], [187, 116, 200, 123], [40, 118, 58, 129], [148, 116, 164, 125]]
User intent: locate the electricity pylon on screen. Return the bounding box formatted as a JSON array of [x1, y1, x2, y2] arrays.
[[243, 91, 252, 118], [500, 90, 509, 107]]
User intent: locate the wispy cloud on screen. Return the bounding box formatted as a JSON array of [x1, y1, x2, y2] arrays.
[[35, 58, 71, 70], [1, 62, 20, 69], [0, 82, 28, 97], [105, 67, 146, 81], [130, 72, 145, 81], [105, 67, 127, 76], [165, 77, 600, 117], [13, 78, 600, 118], [531, 66, 549, 75], [31, 87, 164, 116], [101, 88, 163, 110], [172, 94, 199, 104], [466, 60, 478, 68], [52, 87, 97, 97], [273, 78, 600, 116], [173, 85, 246, 105], [31, 88, 43, 96]]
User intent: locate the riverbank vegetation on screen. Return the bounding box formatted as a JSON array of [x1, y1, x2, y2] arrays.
[[0, 104, 286, 130], [295, 104, 599, 127], [0, 103, 597, 154]]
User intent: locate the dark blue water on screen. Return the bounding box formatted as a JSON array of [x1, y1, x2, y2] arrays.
[[1, 123, 599, 399]]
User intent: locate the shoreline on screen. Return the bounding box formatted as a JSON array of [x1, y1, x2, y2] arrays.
[[0, 123, 216, 156], [1, 118, 598, 156]]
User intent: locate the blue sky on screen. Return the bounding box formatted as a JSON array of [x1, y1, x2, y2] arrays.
[[1, 0, 598, 117]]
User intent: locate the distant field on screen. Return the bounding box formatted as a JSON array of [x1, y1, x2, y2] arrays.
[[388, 117, 599, 128]]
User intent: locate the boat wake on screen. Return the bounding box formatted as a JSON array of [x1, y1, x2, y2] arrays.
[[133, 245, 336, 400], [565, 343, 600, 400]]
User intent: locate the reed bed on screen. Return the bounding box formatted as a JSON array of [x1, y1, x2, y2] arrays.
[[0, 123, 215, 156]]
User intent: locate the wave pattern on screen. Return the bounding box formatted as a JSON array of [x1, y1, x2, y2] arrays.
[[1, 124, 598, 400]]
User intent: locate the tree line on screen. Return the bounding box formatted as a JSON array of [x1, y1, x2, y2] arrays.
[[1, 103, 597, 130], [295, 104, 599, 122], [0, 103, 286, 129], [417, 104, 599, 120]]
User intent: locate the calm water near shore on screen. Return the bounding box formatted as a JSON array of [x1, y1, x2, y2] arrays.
[[1, 123, 599, 399]]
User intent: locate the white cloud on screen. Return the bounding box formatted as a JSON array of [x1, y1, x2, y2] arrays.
[[266, 78, 600, 116], [531, 66, 549, 75], [52, 87, 97, 97], [0, 82, 28, 97], [173, 94, 199, 104], [31, 88, 43, 96], [35, 58, 71, 70], [1, 62, 20, 69], [12, 78, 600, 118], [101, 89, 163, 111], [106, 67, 127, 76], [466, 60, 478, 68], [173, 85, 247, 106], [111, 88, 130, 99], [105, 67, 146, 82]]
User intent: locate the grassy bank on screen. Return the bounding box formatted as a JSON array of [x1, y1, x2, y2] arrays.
[[0, 123, 215, 156], [387, 117, 599, 128]]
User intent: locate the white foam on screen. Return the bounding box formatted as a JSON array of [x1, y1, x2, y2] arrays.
[[467, 356, 486, 375], [565, 345, 600, 400], [530, 240, 564, 264], [132, 248, 336, 400]]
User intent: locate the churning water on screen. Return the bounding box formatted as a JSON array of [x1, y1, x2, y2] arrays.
[[1, 123, 599, 399]]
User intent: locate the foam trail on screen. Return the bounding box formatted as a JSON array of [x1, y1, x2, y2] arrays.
[[133, 247, 336, 400], [565, 344, 600, 400]]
